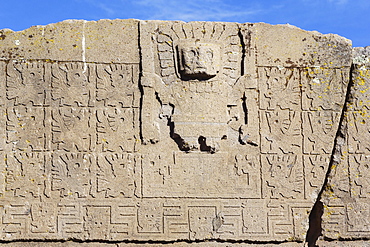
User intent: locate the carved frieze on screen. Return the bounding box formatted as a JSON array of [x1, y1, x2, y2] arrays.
[[0, 20, 353, 243]]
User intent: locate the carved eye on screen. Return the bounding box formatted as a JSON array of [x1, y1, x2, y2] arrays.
[[189, 50, 196, 59], [206, 50, 213, 60]]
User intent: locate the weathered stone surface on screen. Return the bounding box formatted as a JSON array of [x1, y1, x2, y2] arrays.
[[321, 47, 370, 240], [0, 19, 354, 245], [317, 240, 370, 247], [0, 242, 307, 247], [0, 19, 139, 63], [1, 243, 114, 247], [4, 240, 370, 246], [252, 23, 352, 68]]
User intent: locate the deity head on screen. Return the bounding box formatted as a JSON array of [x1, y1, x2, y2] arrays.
[[177, 40, 221, 80]]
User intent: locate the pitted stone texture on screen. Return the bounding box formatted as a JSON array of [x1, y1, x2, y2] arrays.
[[0, 20, 352, 243], [321, 47, 370, 240], [0, 242, 307, 247], [3, 241, 370, 247], [118, 243, 305, 247], [0, 19, 139, 63], [251, 23, 352, 68], [317, 240, 370, 247], [1, 243, 115, 247]]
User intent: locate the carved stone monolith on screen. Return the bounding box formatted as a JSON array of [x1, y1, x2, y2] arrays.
[[0, 20, 357, 245]]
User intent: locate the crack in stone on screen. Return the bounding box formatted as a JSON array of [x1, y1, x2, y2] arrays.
[[306, 63, 355, 247]]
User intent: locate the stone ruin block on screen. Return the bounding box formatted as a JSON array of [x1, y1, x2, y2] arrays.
[[0, 19, 354, 245], [320, 47, 370, 240]]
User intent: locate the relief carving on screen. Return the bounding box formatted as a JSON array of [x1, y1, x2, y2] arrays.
[[96, 153, 139, 198], [6, 61, 49, 106], [350, 155, 370, 198], [51, 108, 93, 152], [140, 22, 249, 153], [177, 40, 221, 80], [0, 20, 354, 243], [263, 154, 303, 199], [51, 152, 94, 198], [51, 63, 93, 107], [30, 202, 57, 233], [5, 152, 48, 198]]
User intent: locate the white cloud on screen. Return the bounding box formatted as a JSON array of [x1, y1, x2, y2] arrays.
[[132, 0, 261, 21], [71, 0, 262, 22]]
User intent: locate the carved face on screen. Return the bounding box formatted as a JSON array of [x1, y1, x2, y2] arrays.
[[178, 41, 220, 80], [23, 68, 43, 85]]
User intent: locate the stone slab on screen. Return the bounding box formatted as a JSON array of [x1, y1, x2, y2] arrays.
[[0, 20, 353, 244], [321, 47, 370, 240]]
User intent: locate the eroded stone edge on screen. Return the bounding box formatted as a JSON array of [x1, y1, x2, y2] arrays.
[[309, 47, 370, 246]]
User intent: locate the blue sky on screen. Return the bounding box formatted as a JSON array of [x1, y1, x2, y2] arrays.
[[0, 0, 369, 47]]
